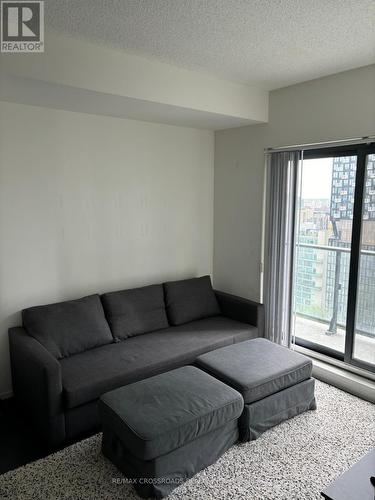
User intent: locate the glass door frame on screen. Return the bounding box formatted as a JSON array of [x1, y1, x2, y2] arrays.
[[294, 142, 375, 374]]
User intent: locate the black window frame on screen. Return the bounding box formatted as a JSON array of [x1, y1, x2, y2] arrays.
[[294, 142, 375, 374]]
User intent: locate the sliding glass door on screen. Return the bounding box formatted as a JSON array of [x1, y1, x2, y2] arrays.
[[350, 152, 375, 369], [292, 144, 375, 373]]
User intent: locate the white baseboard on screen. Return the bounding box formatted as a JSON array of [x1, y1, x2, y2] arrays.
[[312, 359, 375, 404], [295, 345, 375, 382], [294, 345, 375, 403]]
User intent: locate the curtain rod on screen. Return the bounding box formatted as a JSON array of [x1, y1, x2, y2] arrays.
[[264, 135, 375, 154]]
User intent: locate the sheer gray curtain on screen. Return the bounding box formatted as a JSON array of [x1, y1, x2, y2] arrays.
[[263, 151, 300, 347]]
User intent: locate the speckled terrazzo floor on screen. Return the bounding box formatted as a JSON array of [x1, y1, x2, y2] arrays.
[[0, 380, 374, 500]]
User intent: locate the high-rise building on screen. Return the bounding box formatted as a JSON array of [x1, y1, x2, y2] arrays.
[[325, 155, 375, 336], [294, 202, 328, 320]]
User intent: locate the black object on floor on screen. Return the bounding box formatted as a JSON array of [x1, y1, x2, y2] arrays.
[[0, 398, 98, 475], [321, 448, 375, 500], [0, 398, 49, 474]]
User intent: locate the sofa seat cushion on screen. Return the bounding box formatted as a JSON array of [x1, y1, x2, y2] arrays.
[[101, 284, 169, 340], [22, 294, 113, 359], [164, 276, 220, 325], [99, 366, 244, 461], [61, 316, 258, 409], [195, 338, 313, 404]]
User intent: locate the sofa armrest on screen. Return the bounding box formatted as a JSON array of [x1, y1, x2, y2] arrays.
[[8, 327, 65, 445], [214, 291, 265, 336]]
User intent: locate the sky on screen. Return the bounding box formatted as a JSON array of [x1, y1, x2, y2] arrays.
[[300, 158, 333, 199]]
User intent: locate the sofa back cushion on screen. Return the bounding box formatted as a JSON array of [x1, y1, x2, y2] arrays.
[[164, 276, 221, 326], [101, 284, 169, 340], [22, 294, 113, 359]]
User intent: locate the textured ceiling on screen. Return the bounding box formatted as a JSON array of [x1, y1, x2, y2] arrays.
[[45, 0, 375, 90]]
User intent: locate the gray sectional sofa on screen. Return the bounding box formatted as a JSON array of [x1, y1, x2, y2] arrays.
[[9, 276, 264, 446]]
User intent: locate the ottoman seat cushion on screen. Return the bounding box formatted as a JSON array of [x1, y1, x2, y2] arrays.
[[196, 338, 313, 403], [99, 365, 243, 461]]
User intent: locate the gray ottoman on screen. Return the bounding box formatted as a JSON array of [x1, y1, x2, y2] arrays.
[[196, 338, 316, 441], [99, 366, 243, 499]]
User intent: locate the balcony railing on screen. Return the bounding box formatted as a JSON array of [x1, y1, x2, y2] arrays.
[[294, 242, 375, 339], [297, 242, 375, 257]]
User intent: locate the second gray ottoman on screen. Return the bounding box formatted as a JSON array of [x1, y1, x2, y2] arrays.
[[196, 338, 316, 441], [99, 366, 243, 499]]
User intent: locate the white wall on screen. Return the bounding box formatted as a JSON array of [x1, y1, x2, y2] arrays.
[[214, 64, 375, 300], [0, 101, 214, 397]]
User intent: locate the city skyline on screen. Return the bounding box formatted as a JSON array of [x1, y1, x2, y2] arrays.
[[294, 155, 375, 361]]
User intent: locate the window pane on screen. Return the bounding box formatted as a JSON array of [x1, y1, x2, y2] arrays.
[[353, 154, 375, 365], [293, 156, 357, 353]]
